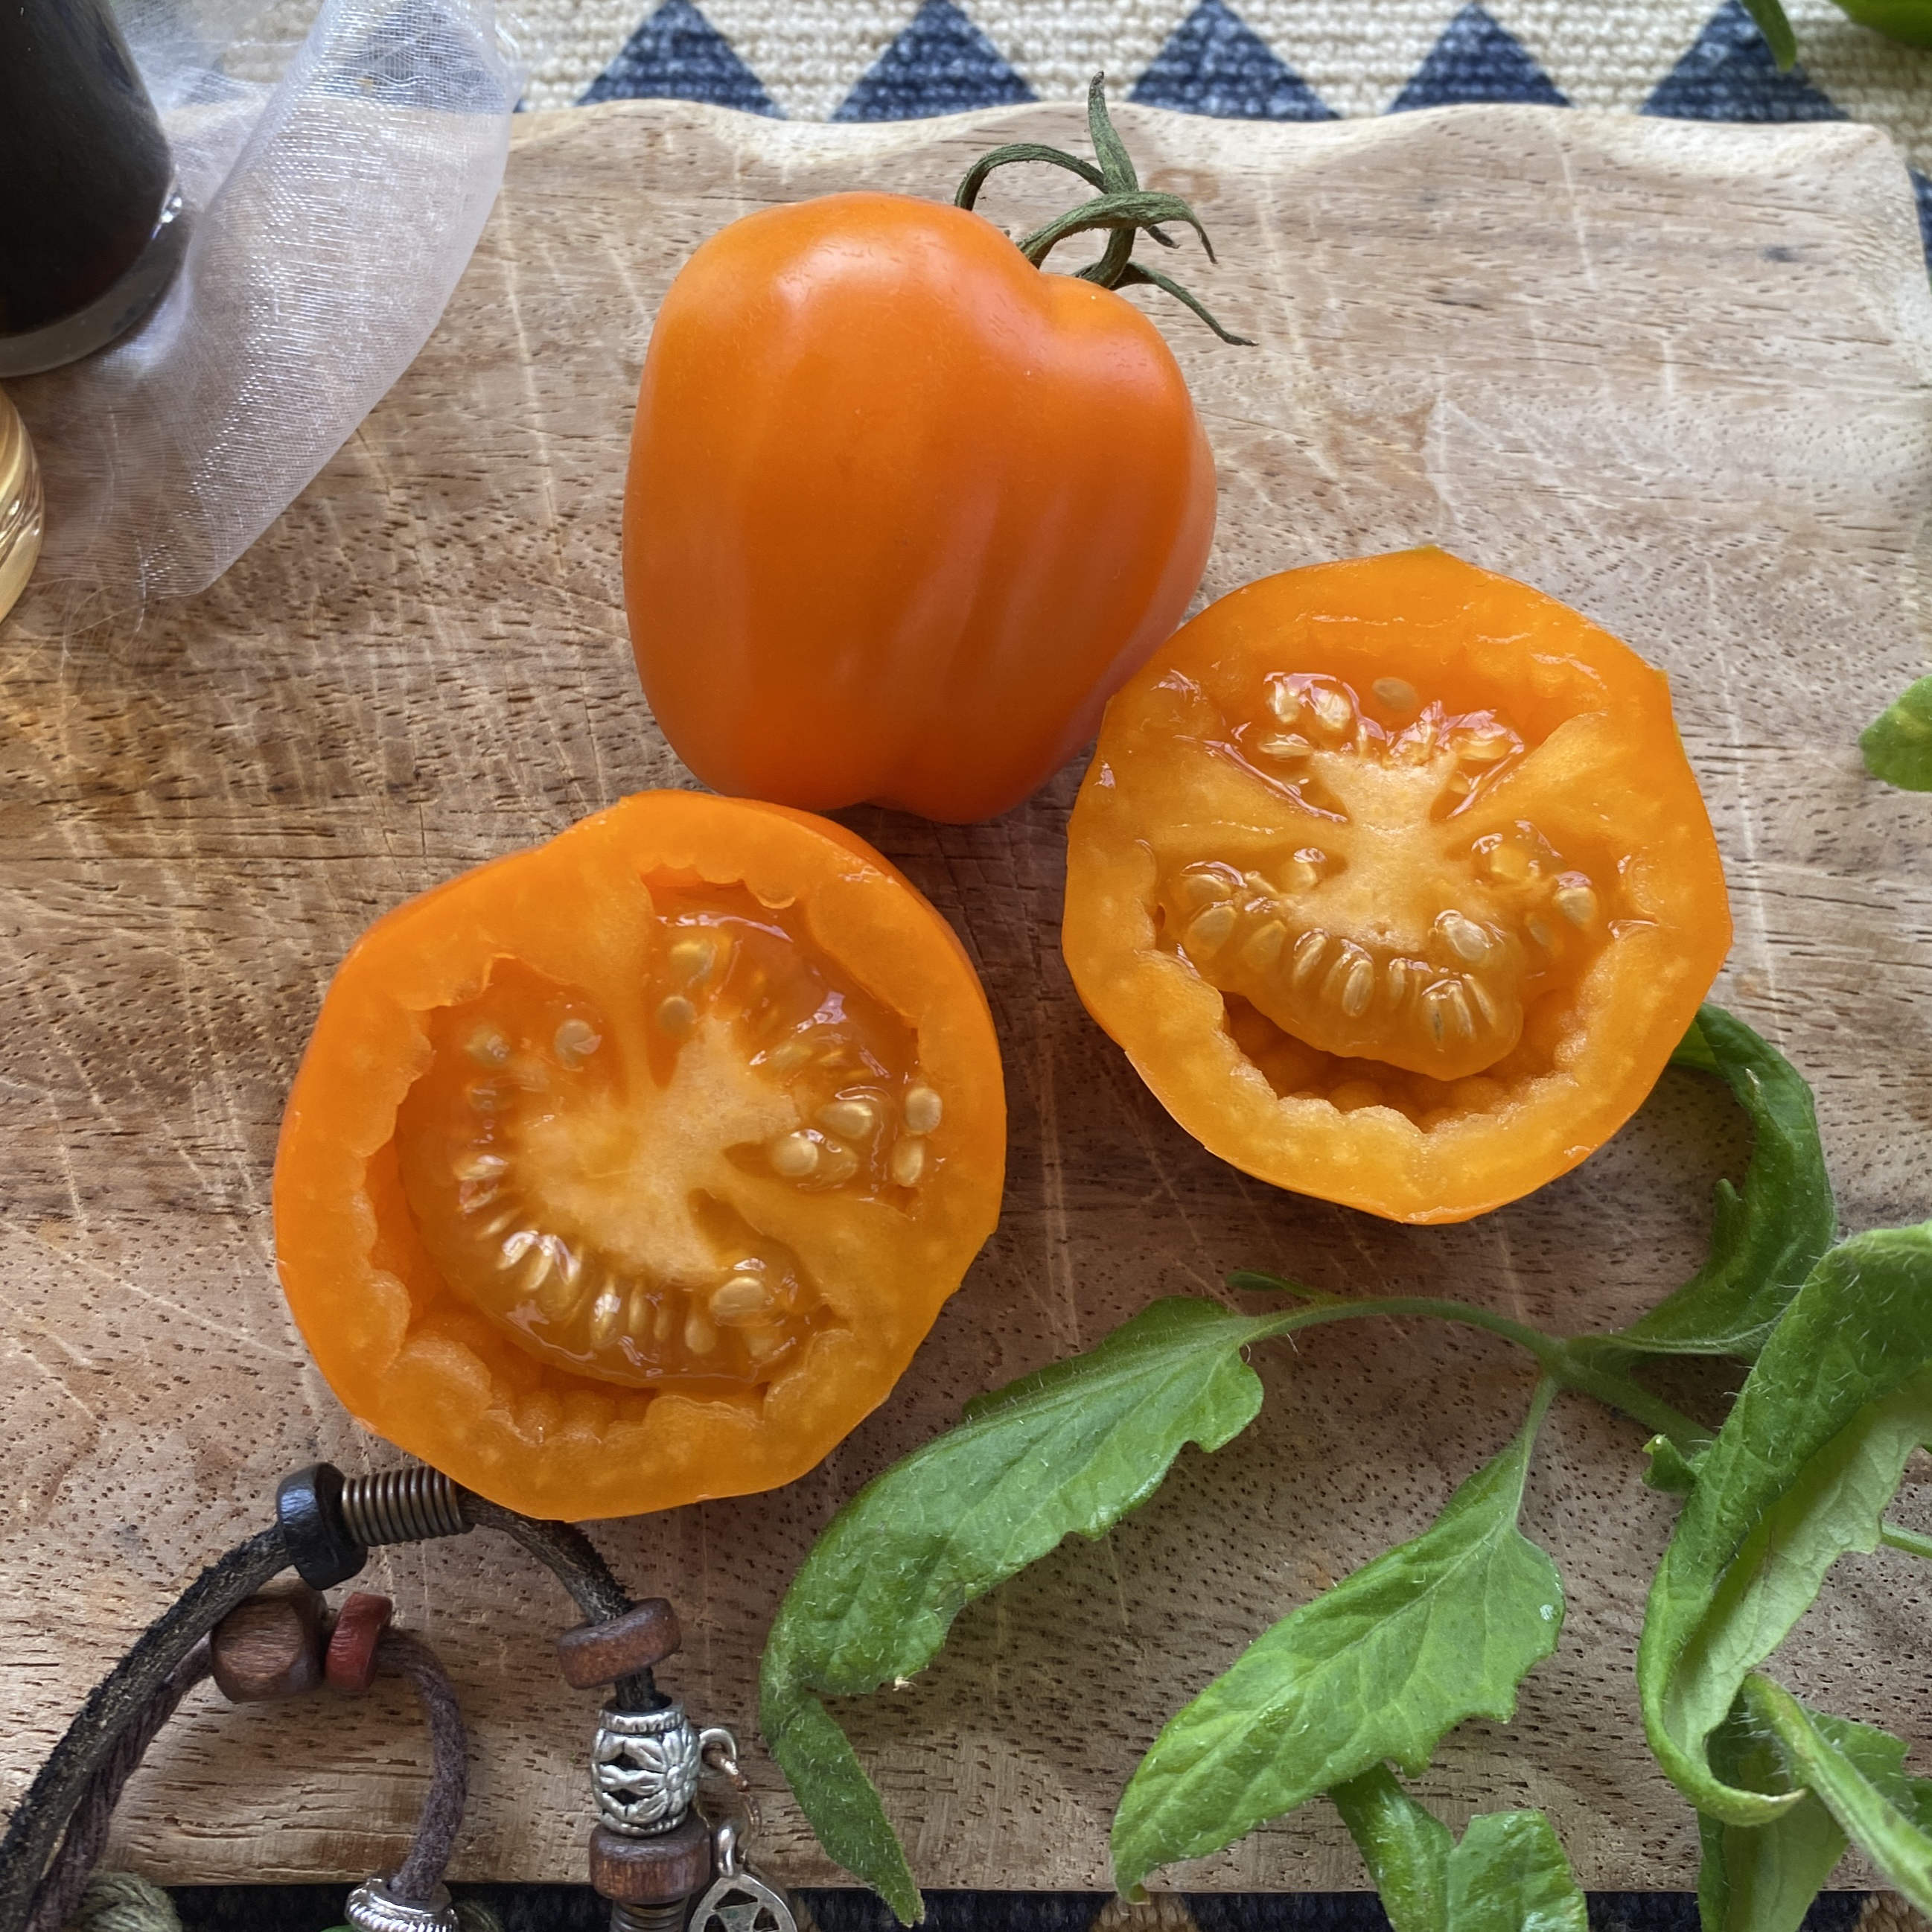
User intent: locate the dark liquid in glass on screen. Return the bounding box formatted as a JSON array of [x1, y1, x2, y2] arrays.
[[0, 0, 174, 339]]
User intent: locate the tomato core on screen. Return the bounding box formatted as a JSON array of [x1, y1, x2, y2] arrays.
[[1155, 672, 1616, 1101], [394, 881, 939, 1391]]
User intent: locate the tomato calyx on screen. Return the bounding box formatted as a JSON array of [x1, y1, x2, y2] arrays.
[[954, 74, 1255, 346]]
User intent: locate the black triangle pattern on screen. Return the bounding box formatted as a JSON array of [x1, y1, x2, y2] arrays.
[[1390, 3, 1566, 110], [835, 0, 1034, 121], [581, 0, 777, 112], [1643, 0, 1841, 121], [553, 0, 1917, 269], [1132, 0, 1335, 121]]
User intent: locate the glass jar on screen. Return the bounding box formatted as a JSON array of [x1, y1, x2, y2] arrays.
[[0, 0, 187, 377]]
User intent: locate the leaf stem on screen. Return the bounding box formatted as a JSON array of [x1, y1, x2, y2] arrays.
[[1234, 1284, 1713, 1450], [1520, 1372, 1561, 1439], [1550, 1339, 1715, 1452], [1881, 1522, 1932, 1561]]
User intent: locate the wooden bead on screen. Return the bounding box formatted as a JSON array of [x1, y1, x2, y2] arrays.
[[325, 1590, 394, 1693], [556, 1598, 680, 1689], [210, 1584, 325, 1703], [588, 1815, 712, 1902]]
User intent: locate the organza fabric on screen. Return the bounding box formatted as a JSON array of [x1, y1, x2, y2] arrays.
[[12, 0, 522, 616]]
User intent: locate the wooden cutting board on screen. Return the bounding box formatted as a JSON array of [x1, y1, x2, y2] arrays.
[[5, 98, 1932, 1895]]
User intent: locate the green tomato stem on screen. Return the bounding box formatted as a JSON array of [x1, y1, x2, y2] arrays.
[[1881, 1521, 1932, 1561], [1237, 1287, 1713, 1450], [952, 73, 1252, 345]]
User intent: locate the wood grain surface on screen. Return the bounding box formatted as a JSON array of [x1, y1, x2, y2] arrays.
[[5, 98, 1932, 1894]]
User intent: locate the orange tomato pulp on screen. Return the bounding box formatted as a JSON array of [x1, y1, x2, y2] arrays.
[[1063, 549, 1732, 1223], [624, 192, 1216, 824], [274, 791, 1007, 1519]]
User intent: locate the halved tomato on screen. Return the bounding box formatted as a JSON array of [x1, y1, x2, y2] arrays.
[[1062, 548, 1732, 1223], [274, 791, 1006, 1520]]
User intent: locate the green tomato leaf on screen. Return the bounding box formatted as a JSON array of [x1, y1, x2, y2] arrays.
[[1329, 1770, 1584, 1932], [1331, 1770, 1585, 1932], [1697, 1700, 1908, 1932], [1639, 1222, 1932, 1829], [1447, 1811, 1588, 1932], [761, 1692, 923, 1925], [1740, 0, 1800, 66], [760, 1297, 1278, 1925], [1110, 1384, 1563, 1897], [1644, 1436, 1703, 1496], [1861, 675, 1932, 791], [1332, 1765, 1453, 1932], [1745, 1675, 1932, 1916], [1613, 1005, 1834, 1359]]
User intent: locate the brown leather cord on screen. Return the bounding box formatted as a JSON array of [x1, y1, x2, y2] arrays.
[[459, 1499, 660, 1709], [0, 1525, 288, 1932], [0, 1476, 653, 1932], [374, 1630, 468, 1907], [459, 1498, 629, 1622], [24, 1648, 212, 1932], [25, 1627, 468, 1928]]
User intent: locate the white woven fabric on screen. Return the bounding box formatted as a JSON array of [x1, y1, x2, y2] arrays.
[[508, 0, 1932, 176]]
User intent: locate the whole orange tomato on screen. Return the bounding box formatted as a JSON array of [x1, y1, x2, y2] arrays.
[[623, 94, 1233, 824]]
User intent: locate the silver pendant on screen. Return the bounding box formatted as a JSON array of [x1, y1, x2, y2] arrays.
[[688, 1864, 798, 1932], [689, 1814, 798, 1932]]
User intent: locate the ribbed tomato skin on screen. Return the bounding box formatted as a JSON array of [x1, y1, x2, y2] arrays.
[[624, 191, 1216, 824]]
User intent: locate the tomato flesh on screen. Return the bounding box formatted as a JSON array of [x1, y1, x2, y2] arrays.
[[1154, 676, 1615, 1091], [395, 885, 934, 1391], [275, 793, 1005, 1520], [1063, 549, 1732, 1222]]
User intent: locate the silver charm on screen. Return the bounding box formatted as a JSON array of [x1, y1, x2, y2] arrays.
[[688, 1817, 799, 1932], [593, 1700, 704, 1834], [345, 1876, 458, 1932]]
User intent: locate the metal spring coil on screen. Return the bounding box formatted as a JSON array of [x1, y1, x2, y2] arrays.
[[341, 1466, 469, 1546]]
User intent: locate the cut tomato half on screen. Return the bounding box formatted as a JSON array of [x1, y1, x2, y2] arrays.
[[1062, 549, 1732, 1223], [274, 791, 1006, 1519]]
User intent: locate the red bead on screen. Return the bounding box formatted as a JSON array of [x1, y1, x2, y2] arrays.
[[325, 1590, 394, 1693]]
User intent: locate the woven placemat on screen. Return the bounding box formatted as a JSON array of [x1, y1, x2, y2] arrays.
[[513, 0, 1932, 255]]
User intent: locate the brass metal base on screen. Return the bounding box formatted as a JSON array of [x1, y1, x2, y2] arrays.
[[0, 391, 41, 624]]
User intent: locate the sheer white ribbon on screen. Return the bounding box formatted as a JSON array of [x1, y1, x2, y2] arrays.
[[13, 0, 524, 616]]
